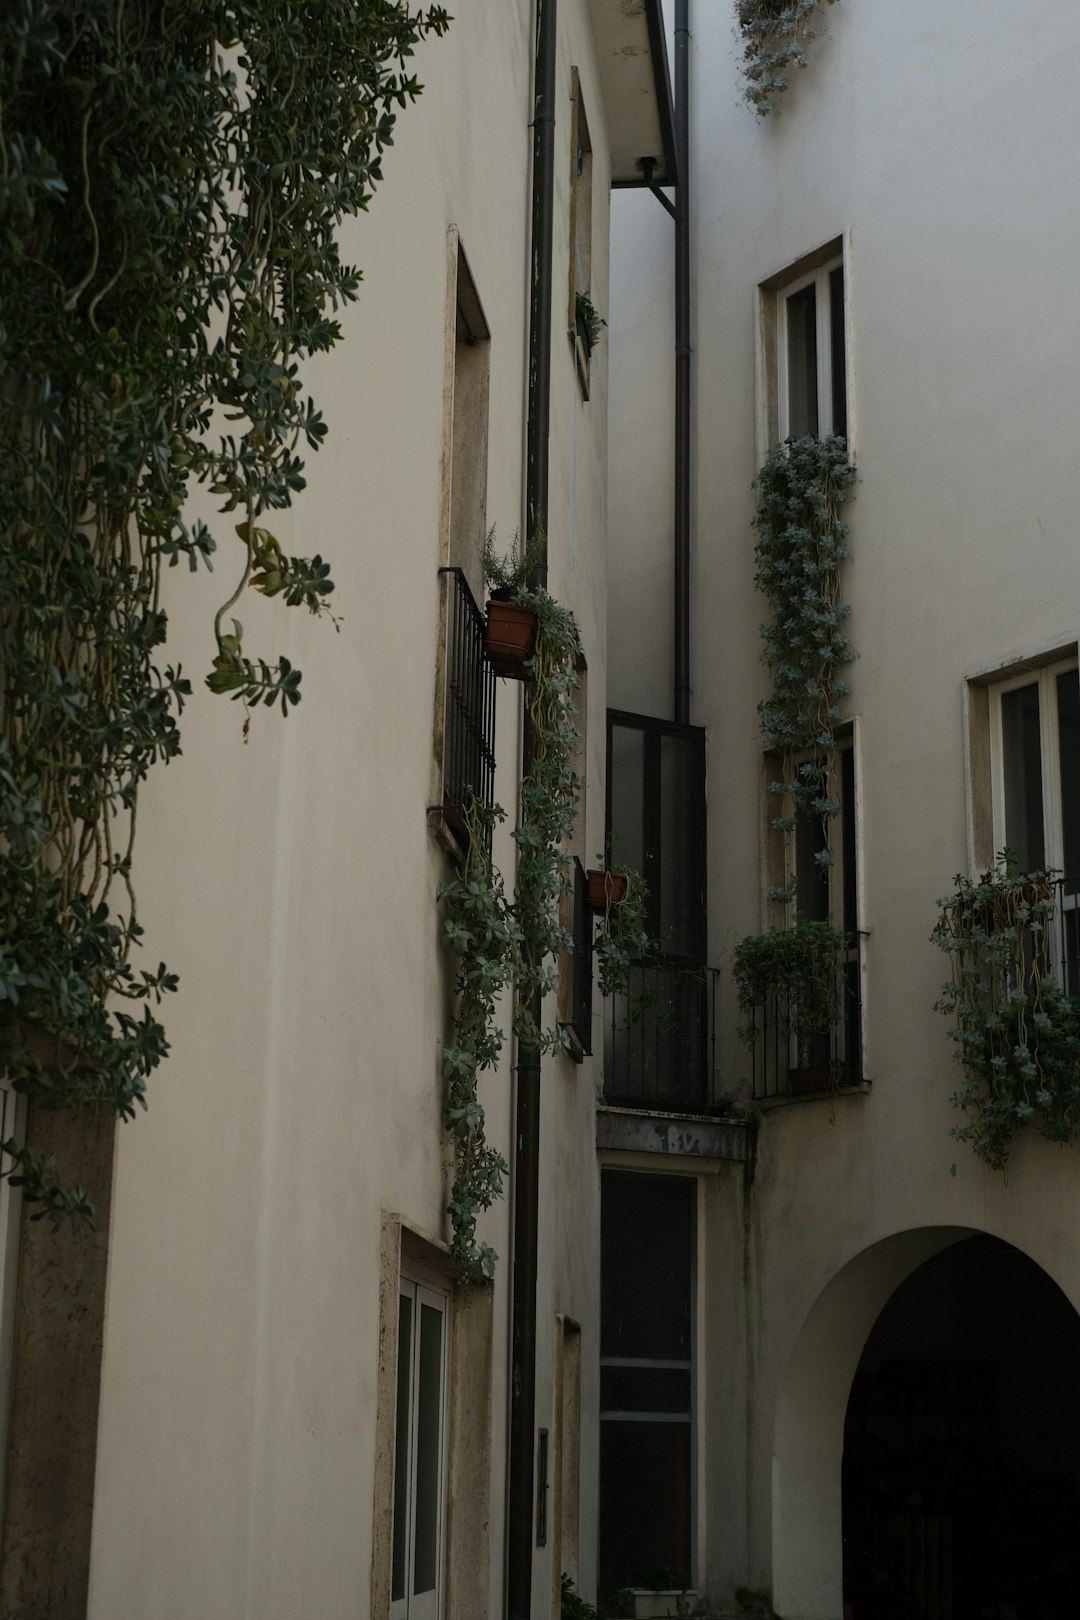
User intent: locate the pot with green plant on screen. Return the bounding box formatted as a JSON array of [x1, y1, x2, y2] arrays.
[[592, 866, 653, 999], [482, 528, 545, 678], [733, 919, 850, 1093], [575, 291, 607, 359], [932, 851, 1080, 1171]]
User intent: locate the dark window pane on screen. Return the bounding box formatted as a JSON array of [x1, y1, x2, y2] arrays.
[[1001, 683, 1045, 873], [660, 733, 703, 959], [601, 1364, 692, 1414], [601, 1172, 694, 1362], [1057, 670, 1080, 887], [796, 792, 830, 924], [841, 745, 858, 934], [599, 1420, 692, 1600], [610, 724, 646, 876], [391, 1292, 413, 1602], [830, 264, 847, 438], [786, 283, 818, 438], [412, 1302, 443, 1595]]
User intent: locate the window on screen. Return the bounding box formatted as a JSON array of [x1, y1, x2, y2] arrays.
[[599, 1171, 695, 1604], [390, 1273, 449, 1620], [760, 238, 848, 449], [603, 712, 709, 1110], [431, 238, 496, 856], [988, 659, 1080, 991], [0, 1083, 25, 1526], [753, 730, 864, 1098], [990, 661, 1080, 882], [568, 70, 594, 394], [558, 667, 591, 1059]]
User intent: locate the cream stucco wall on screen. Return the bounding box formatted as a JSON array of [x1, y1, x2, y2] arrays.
[[609, 5, 1080, 1616], [79, 5, 621, 1616]]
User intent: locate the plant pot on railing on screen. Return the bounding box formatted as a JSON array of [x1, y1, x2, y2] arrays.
[[483, 590, 537, 680], [586, 867, 628, 912]]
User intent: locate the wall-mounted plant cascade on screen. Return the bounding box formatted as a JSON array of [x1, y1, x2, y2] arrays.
[[439, 574, 649, 1279], [752, 434, 856, 904], [437, 798, 520, 1282], [733, 920, 848, 1064], [0, 1, 449, 1221], [512, 588, 586, 1051], [736, 0, 838, 117], [932, 855, 1080, 1172]]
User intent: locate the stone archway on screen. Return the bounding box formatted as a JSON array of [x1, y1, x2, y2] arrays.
[[770, 1226, 1080, 1620], [771, 1228, 976, 1620]]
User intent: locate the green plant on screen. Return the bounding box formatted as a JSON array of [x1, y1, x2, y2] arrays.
[[482, 527, 546, 596], [613, 1591, 635, 1619], [932, 853, 1080, 1171], [593, 866, 653, 998], [512, 586, 586, 1054], [752, 434, 856, 905], [736, 0, 837, 117], [438, 581, 647, 1278], [561, 1573, 600, 1620], [575, 291, 607, 355], [438, 797, 519, 1281], [0, 0, 448, 1219], [733, 920, 848, 1066]]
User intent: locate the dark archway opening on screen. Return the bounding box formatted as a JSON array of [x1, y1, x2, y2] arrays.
[[842, 1235, 1080, 1620]]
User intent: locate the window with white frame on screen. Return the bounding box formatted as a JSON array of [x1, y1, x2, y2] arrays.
[[775, 253, 847, 442], [390, 1273, 449, 1620], [989, 660, 1080, 885]]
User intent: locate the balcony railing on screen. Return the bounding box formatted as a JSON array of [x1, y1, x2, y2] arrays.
[[602, 963, 715, 1111], [1048, 874, 1080, 996], [438, 566, 496, 851], [747, 931, 864, 1101]]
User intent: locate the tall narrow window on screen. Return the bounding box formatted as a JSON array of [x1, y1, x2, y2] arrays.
[[604, 712, 708, 1110], [568, 70, 594, 392], [390, 1277, 449, 1620], [599, 1171, 695, 1605], [777, 255, 845, 441], [762, 242, 848, 447], [432, 240, 496, 854], [989, 660, 1080, 991]]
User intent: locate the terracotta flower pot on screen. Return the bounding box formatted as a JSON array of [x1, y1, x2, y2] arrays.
[[586, 868, 628, 912], [484, 599, 537, 679]]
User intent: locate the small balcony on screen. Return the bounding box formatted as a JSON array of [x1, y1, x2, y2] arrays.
[[745, 930, 865, 1102], [437, 566, 496, 852], [602, 963, 715, 1112]]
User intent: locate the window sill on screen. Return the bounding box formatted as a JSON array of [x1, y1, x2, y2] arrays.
[[757, 1078, 872, 1111]]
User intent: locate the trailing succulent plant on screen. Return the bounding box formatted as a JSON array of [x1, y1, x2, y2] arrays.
[[932, 854, 1080, 1172], [752, 434, 856, 905], [736, 0, 838, 117], [733, 919, 848, 1065], [0, 0, 448, 1221]]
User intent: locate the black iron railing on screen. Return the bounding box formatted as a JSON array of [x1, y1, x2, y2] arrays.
[[439, 567, 496, 850], [602, 962, 714, 1111], [747, 932, 864, 1101], [561, 859, 593, 1060], [1049, 875, 1080, 997]]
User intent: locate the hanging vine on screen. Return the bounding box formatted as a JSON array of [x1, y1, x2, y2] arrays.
[[438, 578, 649, 1281], [0, 0, 449, 1220], [932, 855, 1080, 1171], [752, 433, 856, 904], [736, 0, 838, 117]]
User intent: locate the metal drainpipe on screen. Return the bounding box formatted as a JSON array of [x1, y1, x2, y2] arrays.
[[508, 1, 556, 1615], [674, 0, 691, 726]]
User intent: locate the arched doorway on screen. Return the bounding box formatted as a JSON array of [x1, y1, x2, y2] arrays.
[[842, 1234, 1080, 1620]]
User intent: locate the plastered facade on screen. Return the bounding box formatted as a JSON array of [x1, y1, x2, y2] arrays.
[[609, 5, 1080, 1617]]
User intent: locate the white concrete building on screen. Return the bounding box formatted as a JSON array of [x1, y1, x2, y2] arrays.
[[6, 4, 1080, 1620], [604, 5, 1080, 1619]]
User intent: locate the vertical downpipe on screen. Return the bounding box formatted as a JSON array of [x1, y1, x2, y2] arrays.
[[674, 0, 691, 726], [508, 1, 556, 1615]]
